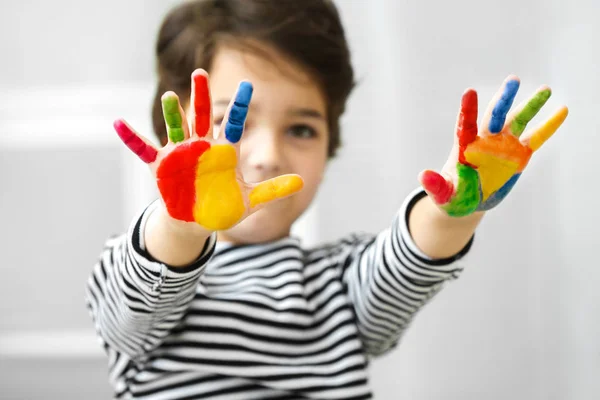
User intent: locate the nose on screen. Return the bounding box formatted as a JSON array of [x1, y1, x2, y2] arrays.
[[243, 125, 284, 176]]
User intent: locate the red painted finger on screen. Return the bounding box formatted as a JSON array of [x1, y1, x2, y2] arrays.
[[457, 89, 478, 166], [419, 170, 454, 205], [114, 119, 158, 164]]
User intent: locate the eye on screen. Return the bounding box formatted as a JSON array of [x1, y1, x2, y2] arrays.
[[287, 124, 317, 139]]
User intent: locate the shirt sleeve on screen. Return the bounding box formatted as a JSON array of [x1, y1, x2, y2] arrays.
[[336, 188, 474, 357], [85, 200, 217, 361]]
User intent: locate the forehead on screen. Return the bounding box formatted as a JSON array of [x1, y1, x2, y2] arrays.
[[208, 43, 327, 114]]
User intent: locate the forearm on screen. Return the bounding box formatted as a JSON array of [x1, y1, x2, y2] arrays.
[[340, 189, 473, 356], [86, 202, 216, 358], [409, 193, 483, 259], [144, 204, 213, 267]]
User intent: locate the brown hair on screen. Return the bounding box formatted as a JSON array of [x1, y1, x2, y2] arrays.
[[152, 0, 355, 157]]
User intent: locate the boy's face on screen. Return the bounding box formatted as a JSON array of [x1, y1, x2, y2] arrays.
[[187, 43, 329, 244]]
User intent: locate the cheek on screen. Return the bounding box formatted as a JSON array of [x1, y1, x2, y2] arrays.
[[237, 139, 253, 169], [294, 155, 326, 193]]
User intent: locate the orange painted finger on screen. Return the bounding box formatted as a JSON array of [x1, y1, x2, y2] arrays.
[[249, 175, 304, 209], [523, 106, 569, 152]]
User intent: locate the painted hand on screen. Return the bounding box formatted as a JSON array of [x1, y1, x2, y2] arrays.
[[420, 75, 568, 217], [113, 69, 303, 231]]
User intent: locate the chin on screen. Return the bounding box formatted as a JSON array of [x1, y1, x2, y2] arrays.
[[222, 204, 296, 244]]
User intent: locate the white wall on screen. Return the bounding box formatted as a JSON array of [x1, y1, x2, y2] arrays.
[[0, 0, 597, 399], [329, 1, 600, 399]]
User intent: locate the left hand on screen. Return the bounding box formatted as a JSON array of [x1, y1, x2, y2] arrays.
[[419, 75, 568, 217]]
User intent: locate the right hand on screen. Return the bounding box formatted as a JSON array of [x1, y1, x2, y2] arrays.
[[113, 69, 304, 233]]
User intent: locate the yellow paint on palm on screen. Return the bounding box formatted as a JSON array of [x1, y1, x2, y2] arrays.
[[464, 134, 533, 201], [193, 145, 245, 230], [464, 151, 520, 201], [249, 175, 304, 208]]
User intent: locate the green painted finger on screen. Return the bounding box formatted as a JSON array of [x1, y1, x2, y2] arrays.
[[510, 88, 551, 137], [441, 163, 480, 217], [162, 95, 185, 143]]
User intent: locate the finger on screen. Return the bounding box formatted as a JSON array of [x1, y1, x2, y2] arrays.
[[419, 170, 454, 205], [456, 89, 478, 165], [191, 69, 212, 138], [522, 106, 568, 152], [507, 85, 552, 138], [220, 81, 253, 144], [113, 119, 158, 164], [248, 175, 303, 209], [482, 75, 520, 134], [162, 91, 189, 143], [179, 101, 191, 140]]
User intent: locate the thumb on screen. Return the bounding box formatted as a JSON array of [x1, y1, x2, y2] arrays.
[[419, 170, 454, 205], [248, 175, 304, 211]]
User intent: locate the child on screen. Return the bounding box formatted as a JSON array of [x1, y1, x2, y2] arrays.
[[86, 0, 568, 398]]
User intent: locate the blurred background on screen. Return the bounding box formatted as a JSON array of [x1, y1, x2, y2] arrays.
[[0, 0, 598, 399]]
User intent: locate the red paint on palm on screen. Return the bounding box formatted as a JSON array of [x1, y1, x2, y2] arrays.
[[421, 170, 454, 205], [457, 90, 478, 168], [193, 74, 211, 137], [156, 140, 211, 221]]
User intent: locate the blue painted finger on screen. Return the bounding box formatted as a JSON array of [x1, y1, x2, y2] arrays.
[[489, 79, 520, 134], [225, 81, 253, 143]]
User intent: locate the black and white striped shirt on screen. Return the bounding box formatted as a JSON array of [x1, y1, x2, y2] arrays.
[[86, 189, 473, 399]]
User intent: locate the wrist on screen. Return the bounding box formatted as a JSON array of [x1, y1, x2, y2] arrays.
[[143, 203, 213, 268], [409, 191, 481, 259], [422, 194, 485, 228], [153, 202, 213, 239]]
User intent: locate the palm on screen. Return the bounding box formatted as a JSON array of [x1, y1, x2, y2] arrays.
[[155, 140, 247, 231], [114, 69, 303, 231], [420, 76, 568, 217]]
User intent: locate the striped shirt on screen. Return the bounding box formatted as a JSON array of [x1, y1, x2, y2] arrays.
[[86, 188, 473, 399]]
